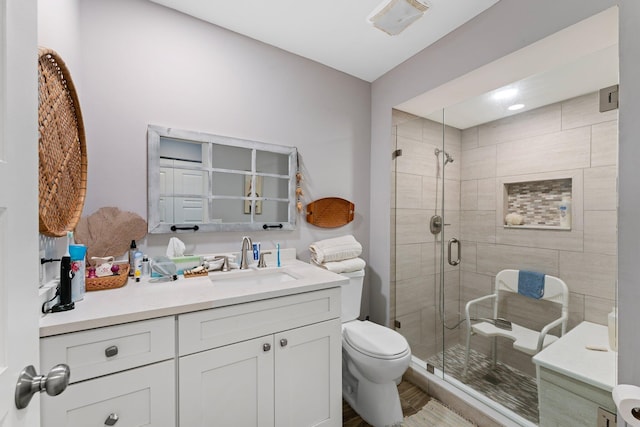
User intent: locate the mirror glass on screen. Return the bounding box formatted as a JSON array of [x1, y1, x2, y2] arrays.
[[148, 125, 297, 233]]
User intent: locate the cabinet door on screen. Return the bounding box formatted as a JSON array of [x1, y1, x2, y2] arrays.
[[180, 335, 275, 427], [274, 319, 342, 427], [41, 360, 175, 427]]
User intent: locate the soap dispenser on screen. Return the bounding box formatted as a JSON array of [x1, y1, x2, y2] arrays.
[[559, 197, 571, 228]]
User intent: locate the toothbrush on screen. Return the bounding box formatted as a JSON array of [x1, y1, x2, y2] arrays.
[[65, 231, 73, 256], [276, 243, 281, 267]]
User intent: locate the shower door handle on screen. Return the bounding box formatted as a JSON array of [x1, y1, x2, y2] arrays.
[[448, 238, 460, 266]]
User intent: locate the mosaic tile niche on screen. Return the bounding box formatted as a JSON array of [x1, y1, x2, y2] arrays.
[[505, 178, 572, 228]]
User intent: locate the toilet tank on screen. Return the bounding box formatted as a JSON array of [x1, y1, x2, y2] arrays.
[[340, 269, 365, 322]]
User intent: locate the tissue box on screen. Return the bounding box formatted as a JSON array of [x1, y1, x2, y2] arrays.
[[170, 256, 202, 275]]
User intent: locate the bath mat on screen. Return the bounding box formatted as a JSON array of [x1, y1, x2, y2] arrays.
[[403, 399, 476, 427]]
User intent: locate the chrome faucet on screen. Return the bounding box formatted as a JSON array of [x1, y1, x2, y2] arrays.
[[240, 236, 253, 269]]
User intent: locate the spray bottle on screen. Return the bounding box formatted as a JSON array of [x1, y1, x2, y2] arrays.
[[128, 240, 137, 277]]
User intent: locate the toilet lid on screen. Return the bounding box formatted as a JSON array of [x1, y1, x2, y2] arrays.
[[343, 321, 409, 359]]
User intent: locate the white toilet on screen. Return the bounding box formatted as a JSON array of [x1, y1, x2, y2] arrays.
[[340, 270, 411, 427]]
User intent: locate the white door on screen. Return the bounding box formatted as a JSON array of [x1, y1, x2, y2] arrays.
[[173, 166, 205, 223], [0, 0, 42, 425], [160, 160, 205, 224]]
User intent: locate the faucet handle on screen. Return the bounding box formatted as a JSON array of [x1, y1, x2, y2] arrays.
[[258, 251, 272, 268], [214, 255, 230, 272]]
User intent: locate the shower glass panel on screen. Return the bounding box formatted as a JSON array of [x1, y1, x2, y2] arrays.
[[391, 109, 453, 378], [392, 41, 618, 426]]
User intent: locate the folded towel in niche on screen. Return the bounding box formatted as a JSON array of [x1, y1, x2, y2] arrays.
[[309, 234, 362, 263], [518, 270, 545, 299], [311, 257, 366, 274]]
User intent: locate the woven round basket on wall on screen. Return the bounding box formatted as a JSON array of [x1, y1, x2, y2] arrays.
[[38, 47, 87, 237]]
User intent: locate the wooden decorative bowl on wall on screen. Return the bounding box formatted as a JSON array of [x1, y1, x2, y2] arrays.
[[306, 197, 355, 228], [38, 47, 87, 237]]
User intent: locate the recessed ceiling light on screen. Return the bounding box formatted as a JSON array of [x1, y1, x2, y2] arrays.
[[508, 104, 525, 111], [493, 88, 518, 100]]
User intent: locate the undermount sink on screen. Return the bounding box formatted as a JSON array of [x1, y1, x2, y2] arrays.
[[209, 267, 298, 286]]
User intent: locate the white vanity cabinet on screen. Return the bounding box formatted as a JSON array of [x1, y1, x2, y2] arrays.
[[39, 316, 176, 426], [178, 288, 342, 427], [38, 259, 345, 426]]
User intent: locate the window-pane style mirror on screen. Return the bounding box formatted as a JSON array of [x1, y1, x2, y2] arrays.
[[147, 125, 297, 233]]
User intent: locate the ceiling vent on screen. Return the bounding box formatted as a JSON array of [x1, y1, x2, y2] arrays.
[[367, 0, 429, 35]]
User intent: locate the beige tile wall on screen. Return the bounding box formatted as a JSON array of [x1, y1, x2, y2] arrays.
[[391, 91, 618, 373], [460, 92, 617, 372]]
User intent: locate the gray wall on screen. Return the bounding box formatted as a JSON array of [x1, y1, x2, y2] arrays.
[[38, 0, 372, 311], [370, 0, 640, 387]]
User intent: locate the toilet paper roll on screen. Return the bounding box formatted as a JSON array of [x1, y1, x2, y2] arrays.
[[613, 384, 640, 426]]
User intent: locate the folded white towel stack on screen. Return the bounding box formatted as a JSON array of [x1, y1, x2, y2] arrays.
[[309, 234, 365, 273], [311, 257, 366, 274]]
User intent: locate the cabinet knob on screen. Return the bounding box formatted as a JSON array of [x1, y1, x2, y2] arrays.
[[280, 338, 288, 347], [105, 413, 119, 425], [105, 345, 119, 358], [263, 343, 271, 352]]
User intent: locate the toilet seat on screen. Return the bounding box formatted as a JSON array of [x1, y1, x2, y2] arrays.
[[343, 321, 409, 360]]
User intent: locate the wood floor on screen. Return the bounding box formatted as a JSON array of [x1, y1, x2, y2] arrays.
[[342, 380, 432, 426]]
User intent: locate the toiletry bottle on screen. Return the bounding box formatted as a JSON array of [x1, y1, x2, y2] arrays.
[[128, 240, 137, 276], [141, 255, 150, 277], [69, 244, 87, 302], [559, 197, 571, 228], [608, 308, 618, 351], [134, 250, 143, 282]]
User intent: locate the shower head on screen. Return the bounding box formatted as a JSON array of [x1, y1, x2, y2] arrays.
[[434, 148, 454, 165]]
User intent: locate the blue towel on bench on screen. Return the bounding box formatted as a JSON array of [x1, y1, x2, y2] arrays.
[[518, 270, 545, 299]]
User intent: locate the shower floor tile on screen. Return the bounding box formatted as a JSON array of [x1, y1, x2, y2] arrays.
[[426, 343, 539, 424]]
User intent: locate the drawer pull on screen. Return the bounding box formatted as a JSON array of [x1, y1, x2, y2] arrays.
[[263, 343, 271, 352], [104, 413, 119, 425], [280, 338, 288, 347], [105, 345, 119, 358]]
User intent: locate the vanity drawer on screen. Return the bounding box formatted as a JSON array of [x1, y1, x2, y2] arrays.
[[40, 316, 175, 383], [179, 287, 340, 356], [41, 360, 175, 427]]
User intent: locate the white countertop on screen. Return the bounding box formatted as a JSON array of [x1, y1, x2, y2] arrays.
[[39, 258, 347, 338], [532, 321, 617, 391]]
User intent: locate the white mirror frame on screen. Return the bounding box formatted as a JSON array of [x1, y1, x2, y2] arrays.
[[147, 125, 297, 234]]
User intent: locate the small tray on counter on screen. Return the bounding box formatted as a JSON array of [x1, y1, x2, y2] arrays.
[[183, 269, 209, 279], [86, 263, 129, 291]]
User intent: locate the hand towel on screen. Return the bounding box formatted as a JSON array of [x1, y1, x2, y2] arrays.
[[309, 234, 362, 263], [518, 270, 545, 299], [311, 257, 366, 274]]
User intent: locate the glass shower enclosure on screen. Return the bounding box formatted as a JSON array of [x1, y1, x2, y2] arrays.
[[391, 41, 619, 425]]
